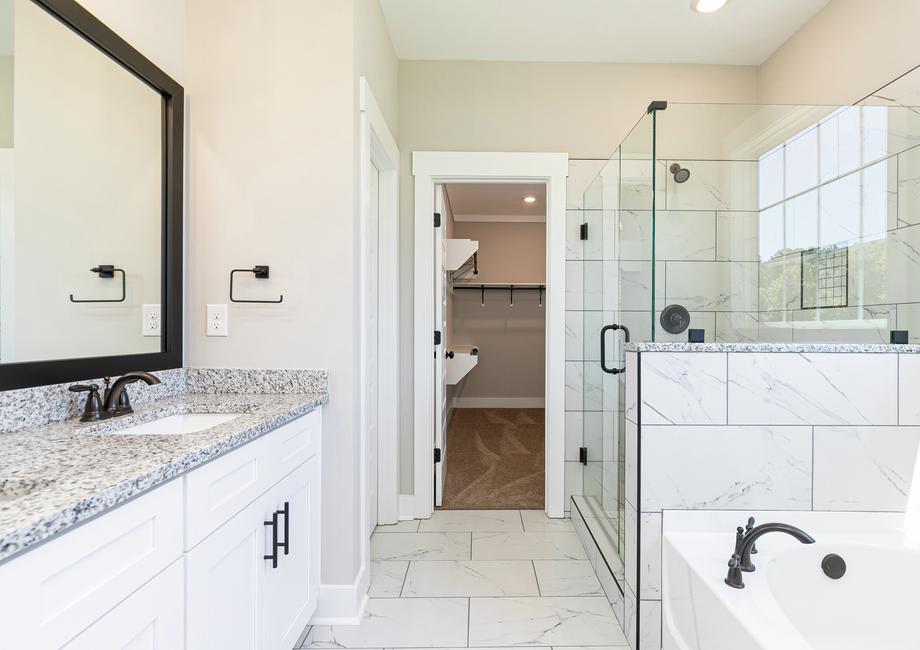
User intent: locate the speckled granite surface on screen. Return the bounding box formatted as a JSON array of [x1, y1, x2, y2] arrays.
[[0, 368, 329, 563], [0, 368, 188, 433], [187, 368, 328, 395], [625, 342, 920, 354]]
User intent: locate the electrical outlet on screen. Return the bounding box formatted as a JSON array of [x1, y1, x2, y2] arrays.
[[142, 304, 161, 337], [207, 304, 228, 337]]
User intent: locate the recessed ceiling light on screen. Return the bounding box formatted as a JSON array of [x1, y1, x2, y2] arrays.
[[691, 0, 728, 13], [523, 196, 537, 203]]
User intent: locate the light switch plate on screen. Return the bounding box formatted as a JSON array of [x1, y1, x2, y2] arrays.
[[142, 304, 161, 337], [207, 304, 228, 337]]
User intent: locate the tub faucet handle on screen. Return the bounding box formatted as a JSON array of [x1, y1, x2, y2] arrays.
[[733, 526, 745, 556], [745, 517, 758, 555], [724, 554, 744, 589]]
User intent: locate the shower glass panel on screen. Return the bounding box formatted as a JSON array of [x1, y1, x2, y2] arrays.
[[575, 110, 656, 591], [651, 101, 920, 343]]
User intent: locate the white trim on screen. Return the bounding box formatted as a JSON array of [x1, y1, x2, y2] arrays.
[[453, 397, 546, 409], [412, 151, 568, 520], [398, 494, 416, 521], [310, 565, 370, 625], [358, 76, 401, 595], [453, 213, 546, 223]]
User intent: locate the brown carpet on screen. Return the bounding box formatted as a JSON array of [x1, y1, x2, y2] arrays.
[[441, 408, 545, 510]]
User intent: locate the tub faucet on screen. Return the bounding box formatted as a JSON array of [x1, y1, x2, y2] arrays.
[[725, 522, 815, 589]]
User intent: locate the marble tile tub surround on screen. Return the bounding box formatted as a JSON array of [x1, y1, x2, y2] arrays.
[[0, 367, 329, 433], [625, 349, 920, 650], [0, 368, 328, 563]]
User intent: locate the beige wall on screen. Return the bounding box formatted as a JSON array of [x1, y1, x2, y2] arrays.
[[0, 57, 11, 147], [450, 221, 546, 401], [397, 60, 760, 493], [759, 0, 920, 104], [355, 0, 398, 138]]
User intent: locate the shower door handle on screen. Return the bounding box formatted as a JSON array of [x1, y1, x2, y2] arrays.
[[600, 324, 630, 374]]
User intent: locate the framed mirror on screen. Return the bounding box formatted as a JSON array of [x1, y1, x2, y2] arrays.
[[0, 0, 183, 390]]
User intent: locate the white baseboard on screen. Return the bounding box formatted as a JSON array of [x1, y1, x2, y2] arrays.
[[453, 397, 545, 409], [398, 494, 416, 520], [310, 564, 369, 625]]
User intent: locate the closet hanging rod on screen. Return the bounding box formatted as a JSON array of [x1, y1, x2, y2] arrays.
[[453, 283, 545, 307]]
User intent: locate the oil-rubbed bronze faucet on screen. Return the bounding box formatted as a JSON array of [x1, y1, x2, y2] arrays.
[[724, 521, 815, 589], [69, 371, 161, 422]]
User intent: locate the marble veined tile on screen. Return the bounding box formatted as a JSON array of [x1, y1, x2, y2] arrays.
[[419, 510, 524, 533], [640, 425, 812, 511], [369, 561, 408, 597], [374, 520, 420, 533], [664, 160, 758, 212], [533, 560, 603, 596], [305, 598, 468, 648], [468, 597, 626, 647], [472, 532, 587, 560], [371, 532, 471, 561], [640, 352, 727, 425], [727, 352, 898, 426], [898, 144, 920, 227], [665, 260, 759, 312], [814, 426, 920, 511], [403, 560, 538, 597], [902, 355, 920, 425], [521, 510, 575, 532]]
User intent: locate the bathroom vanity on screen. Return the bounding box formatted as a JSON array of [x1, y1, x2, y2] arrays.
[[0, 377, 327, 649]]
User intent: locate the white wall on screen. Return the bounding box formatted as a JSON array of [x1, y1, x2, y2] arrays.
[[758, 0, 920, 104], [397, 60, 760, 494]]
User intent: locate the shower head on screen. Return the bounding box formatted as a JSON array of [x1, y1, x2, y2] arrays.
[[670, 163, 691, 183]]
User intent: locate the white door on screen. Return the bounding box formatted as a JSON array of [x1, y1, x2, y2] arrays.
[[63, 560, 185, 650], [433, 185, 447, 506], [186, 496, 265, 649], [367, 162, 380, 530], [262, 457, 321, 650]]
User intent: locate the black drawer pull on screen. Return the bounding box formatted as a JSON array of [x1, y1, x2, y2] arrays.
[[263, 511, 280, 569], [278, 501, 290, 556]]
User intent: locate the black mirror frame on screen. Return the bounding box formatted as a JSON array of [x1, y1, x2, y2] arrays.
[[0, 0, 184, 390]]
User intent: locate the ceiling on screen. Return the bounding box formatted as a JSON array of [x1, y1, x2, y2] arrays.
[[379, 0, 830, 66], [445, 183, 546, 222]]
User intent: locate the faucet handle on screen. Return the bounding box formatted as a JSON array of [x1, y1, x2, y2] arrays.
[[724, 554, 744, 589], [745, 517, 758, 555], [68, 384, 103, 422]]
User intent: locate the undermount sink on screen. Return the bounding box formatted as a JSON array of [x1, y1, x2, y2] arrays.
[[106, 413, 241, 436]]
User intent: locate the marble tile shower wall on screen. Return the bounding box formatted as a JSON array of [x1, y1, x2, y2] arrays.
[[623, 349, 920, 650]]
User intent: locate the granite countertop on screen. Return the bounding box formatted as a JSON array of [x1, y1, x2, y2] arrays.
[[625, 342, 920, 353], [0, 391, 326, 563]]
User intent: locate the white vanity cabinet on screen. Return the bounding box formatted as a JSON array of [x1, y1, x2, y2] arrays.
[[0, 406, 322, 650]]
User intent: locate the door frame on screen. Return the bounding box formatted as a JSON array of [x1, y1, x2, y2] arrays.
[[412, 151, 568, 519], [359, 77, 400, 541]]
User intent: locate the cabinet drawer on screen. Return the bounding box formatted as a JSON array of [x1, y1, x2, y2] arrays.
[[63, 558, 185, 649], [184, 407, 321, 550], [0, 478, 183, 649]]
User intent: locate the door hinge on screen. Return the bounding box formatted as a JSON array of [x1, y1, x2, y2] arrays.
[[433, 212, 441, 227], [579, 447, 588, 465], [579, 223, 588, 240], [434, 448, 442, 463], [434, 330, 442, 345]]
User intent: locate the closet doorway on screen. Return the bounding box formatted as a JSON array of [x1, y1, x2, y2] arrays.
[[438, 183, 547, 509], [412, 152, 568, 520]]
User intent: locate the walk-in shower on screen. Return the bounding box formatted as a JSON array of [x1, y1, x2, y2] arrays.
[[568, 92, 920, 601]]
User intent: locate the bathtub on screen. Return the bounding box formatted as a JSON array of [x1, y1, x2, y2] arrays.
[[662, 511, 917, 650]]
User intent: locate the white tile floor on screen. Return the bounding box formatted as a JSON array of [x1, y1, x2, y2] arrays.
[[302, 510, 628, 649]]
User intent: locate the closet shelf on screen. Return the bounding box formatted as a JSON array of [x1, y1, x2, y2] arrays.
[[445, 346, 478, 385], [444, 239, 479, 271]]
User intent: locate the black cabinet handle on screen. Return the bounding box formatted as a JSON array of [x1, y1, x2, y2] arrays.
[[600, 324, 630, 374], [278, 501, 290, 556], [263, 511, 280, 569]]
